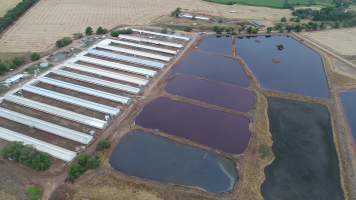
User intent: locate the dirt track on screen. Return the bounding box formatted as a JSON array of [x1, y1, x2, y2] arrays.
[[0, 0, 290, 53]]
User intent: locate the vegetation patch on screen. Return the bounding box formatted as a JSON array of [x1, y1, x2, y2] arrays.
[[1, 142, 51, 171], [26, 186, 42, 200], [68, 154, 101, 181]]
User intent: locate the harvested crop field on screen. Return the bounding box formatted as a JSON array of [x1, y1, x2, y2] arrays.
[[302, 28, 356, 56], [0, 0, 290, 52], [0, 0, 21, 16]]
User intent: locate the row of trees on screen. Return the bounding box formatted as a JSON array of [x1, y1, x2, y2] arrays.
[[0, 0, 39, 33], [0, 57, 25, 75], [1, 142, 51, 171], [292, 6, 356, 28]]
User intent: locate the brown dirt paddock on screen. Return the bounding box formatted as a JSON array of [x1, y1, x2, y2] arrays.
[[0, 0, 290, 53], [302, 28, 356, 56]]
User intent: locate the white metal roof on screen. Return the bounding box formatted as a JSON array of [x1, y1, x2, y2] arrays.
[[63, 63, 148, 86], [5, 95, 107, 129], [22, 85, 120, 115], [76, 56, 156, 77], [107, 39, 177, 55], [52, 69, 141, 94], [0, 127, 77, 162], [0, 108, 93, 144], [132, 29, 190, 41], [95, 43, 171, 62], [88, 49, 165, 69], [119, 35, 184, 48], [39, 77, 131, 104]]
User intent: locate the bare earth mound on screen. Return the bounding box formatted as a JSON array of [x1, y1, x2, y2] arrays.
[[302, 28, 356, 56], [0, 0, 290, 52]]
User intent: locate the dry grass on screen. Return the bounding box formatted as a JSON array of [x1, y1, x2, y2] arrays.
[[0, 0, 21, 17], [302, 28, 356, 56], [0, 0, 290, 53]]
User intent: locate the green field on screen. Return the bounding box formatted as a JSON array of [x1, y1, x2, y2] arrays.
[[204, 0, 334, 8]]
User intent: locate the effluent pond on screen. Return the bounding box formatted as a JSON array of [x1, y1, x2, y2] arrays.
[[171, 50, 249, 87], [166, 75, 255, 112], [340, 90, 356, 145], [262, 98, 344, 200], [135, 97, 251, 154], [110, 131, 238, 193], [197, 35, 233, 55], [237, 35, 330, 98]]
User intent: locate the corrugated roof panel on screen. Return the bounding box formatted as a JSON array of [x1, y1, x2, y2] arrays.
[[119, 35, 184, 48], [106, 39, 177, 55], [5, 95, 107, 129], [22, 85, 120, 115], [88, 49, 165, 69], [64, 63, 148, 86], [39, 77, 131, 104], [76, 56, 156, 77], [0, 127, 77, 162], [0, 108, 93, 144], [132, 29, 190, 41], [52, 69, 141, 94]]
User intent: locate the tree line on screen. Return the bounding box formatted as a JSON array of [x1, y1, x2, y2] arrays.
[[0, 0, 39, 33]]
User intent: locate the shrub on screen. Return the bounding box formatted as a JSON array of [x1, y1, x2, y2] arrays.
[[171, 7, 181, 17], [97, 139, 111, 151], [12, 57, 25, 67], [183, 26, 192, 32], [56, 37, 72, 48], [68, 154, 100, 181], [26, 186, 42, 200], [73, 32, 83, 39], [96, 26, 108, 35], [85, 26, 93, 36], [30, 52, 40, 61], [1, 142, 51, 171], [161, 28, 168, 34], [111, 28, 133, 37]]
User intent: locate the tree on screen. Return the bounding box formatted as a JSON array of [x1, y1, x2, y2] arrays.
[[30, 52, 40, 61], [276, 44, 285, 51], [85, 26, 93, 36], [171, 7, 181, 18], [267, 27, 273, 33], [56, 37, 72, 48], [12, 57, 25, 67], [1, 142, 51, 171], [68, 154, 101, 182], [161, 28, 168, 34], [97, 139, 111, 151], [183, 26, 192, 32], [26, 186, 42, 200], [96, 26, 108, 35], [73, 32, 83, 39], [281, 17, 287, 22]]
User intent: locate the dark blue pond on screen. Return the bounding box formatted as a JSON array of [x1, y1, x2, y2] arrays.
[[172, 51, 249, 87], [340, 91, 356, 144], [198, 35, 233, 55], [110, 131, 238, 193], [236, 36, 329, 98], [263, 98, 344, 200]]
